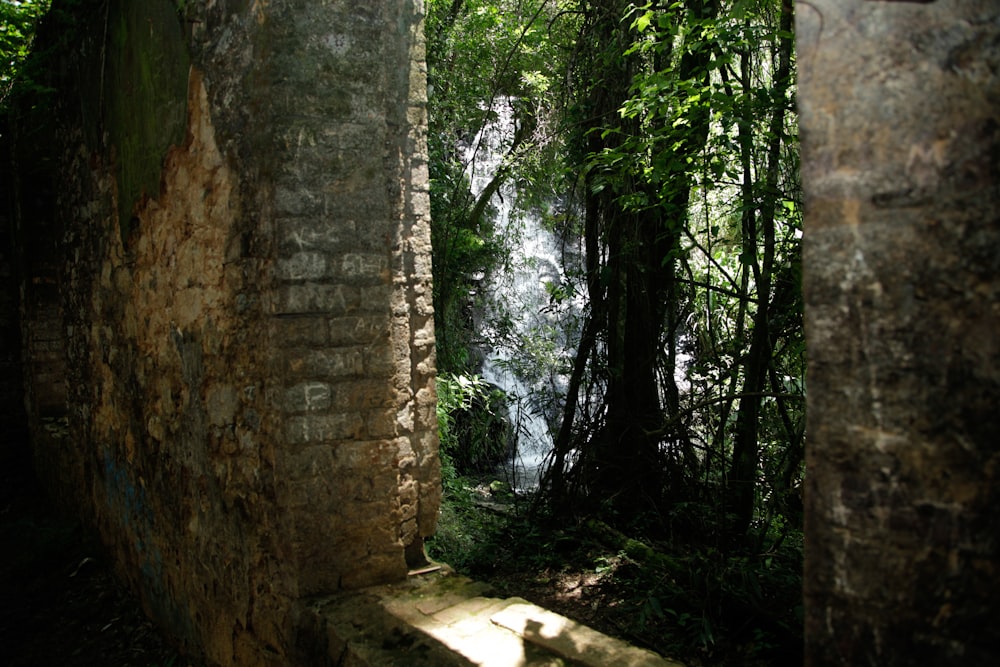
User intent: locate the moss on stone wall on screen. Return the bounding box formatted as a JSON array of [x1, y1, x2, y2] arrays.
[[104, 0, 189, 243]]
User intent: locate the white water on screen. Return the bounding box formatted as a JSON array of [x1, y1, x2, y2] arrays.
[[463, 98, 579, 489]]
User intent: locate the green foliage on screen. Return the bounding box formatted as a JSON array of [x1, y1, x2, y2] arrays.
[[547, 0, 803, 539], [428, 0, 806, 663], [428, 499, 803, 664], [0, 0, 51, 116], [427, 0, 805, 533], [611, 541, 804, 662], [436, 373, 511, 482]]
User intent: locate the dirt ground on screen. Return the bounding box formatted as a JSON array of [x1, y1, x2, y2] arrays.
[[0, 479, 601, 667], [0, 465, 635, 667], [0, 449, 191, 667], [0, 452, 687, 667]]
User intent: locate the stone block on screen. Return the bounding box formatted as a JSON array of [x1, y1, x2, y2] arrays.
[[286, 414, 365, 445], [328, 380, 397, 411], [268, 316, 331, 347], [491, 602, 679, 667], [282, 347, 365, 378], [366, 408, 401, 439], [276, 252, 328, 282], [340, 253, 390, 283], [279, 218, 356, 255], [328, 315, 388, 346], [267, 283, 361, 316], [283, 382, 333, 413]]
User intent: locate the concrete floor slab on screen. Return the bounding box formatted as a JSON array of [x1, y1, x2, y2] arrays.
[[303, 567, 683, 667]]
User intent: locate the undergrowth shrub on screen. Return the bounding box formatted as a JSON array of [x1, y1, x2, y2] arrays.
[[436, 373, 511, 479]]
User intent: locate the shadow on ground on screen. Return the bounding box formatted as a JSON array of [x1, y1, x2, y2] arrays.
[[0, 445, 192, 667]]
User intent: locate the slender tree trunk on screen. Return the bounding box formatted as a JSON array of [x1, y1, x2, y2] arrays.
[[727, 0, 793, 538]]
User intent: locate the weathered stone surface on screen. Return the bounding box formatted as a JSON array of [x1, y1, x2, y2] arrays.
[[492, 601, 680, 667], [799, 1, 1000, 664], [313, 569, 686, 667], [15, 0, 439, 665]]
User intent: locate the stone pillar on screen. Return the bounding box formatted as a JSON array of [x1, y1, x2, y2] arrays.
[[252, 0, 439, 594], [798, 1, 1000, 664], [16, 1, 439, 664]]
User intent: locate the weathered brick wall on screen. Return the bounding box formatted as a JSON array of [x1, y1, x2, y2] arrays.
[[16, 1, 438, 665]]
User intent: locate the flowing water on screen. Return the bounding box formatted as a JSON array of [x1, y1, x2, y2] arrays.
[[463, 98, 581, 489]]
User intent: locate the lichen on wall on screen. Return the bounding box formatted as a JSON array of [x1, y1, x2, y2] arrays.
[[104, 0, 190, 243]]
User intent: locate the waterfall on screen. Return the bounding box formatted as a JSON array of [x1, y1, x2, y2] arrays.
[[463, 98, 578, 489]]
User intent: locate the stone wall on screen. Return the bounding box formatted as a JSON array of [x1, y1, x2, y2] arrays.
[[798, 1, 1000, 664], [15, 1, 439, 665]]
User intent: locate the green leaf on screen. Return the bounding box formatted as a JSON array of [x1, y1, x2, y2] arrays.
[[633, 10, 654, 33]]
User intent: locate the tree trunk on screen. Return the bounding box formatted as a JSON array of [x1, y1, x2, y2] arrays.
[[579, 0, 719, 513], [727, 0, 794, 540], [799, 1, 1000, 664], [573, 0, 669, 510]]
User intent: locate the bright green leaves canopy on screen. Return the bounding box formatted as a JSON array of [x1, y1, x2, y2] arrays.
[[0, 0, 51, 113]]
